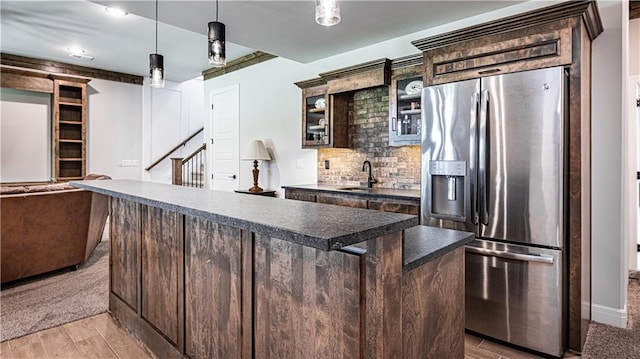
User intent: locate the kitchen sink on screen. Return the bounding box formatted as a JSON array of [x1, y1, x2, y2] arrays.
[[337, 187, 374, 192]]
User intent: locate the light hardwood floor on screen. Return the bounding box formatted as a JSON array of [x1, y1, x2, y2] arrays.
[[0, 313, 153, 359], [1, 313, 579, 359]]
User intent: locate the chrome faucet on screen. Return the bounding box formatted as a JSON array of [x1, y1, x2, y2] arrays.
[[362, 160, 377, 188]]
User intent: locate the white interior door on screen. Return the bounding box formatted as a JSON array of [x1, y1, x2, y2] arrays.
[[629, 78, 640, 270], [208, 84, 239, 191]]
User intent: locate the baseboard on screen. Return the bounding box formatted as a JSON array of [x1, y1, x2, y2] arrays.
[[591, 303, 628, 328]]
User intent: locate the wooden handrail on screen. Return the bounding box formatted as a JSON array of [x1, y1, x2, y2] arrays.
[[145, 127, 204, 171], [182, 143, 206, 164]]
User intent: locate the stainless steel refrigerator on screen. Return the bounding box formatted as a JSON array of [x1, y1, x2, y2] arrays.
[[421, 66, 566, 357]]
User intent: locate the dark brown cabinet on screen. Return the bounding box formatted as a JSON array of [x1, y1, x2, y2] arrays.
[[285, 188, 420, 216], [295, 58, 391, 149], [295, 78, 348, 149], [389, 55, 423, 146]]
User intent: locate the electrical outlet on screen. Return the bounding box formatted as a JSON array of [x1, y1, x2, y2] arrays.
[[121, 160, 131, 167], [324, 160, 330, 169], [131, 160, 139, 166], [296, 159, 304, 169]]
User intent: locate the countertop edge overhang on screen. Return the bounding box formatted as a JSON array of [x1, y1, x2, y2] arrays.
[[72, 179, 418, 251], [282, 184, 421, 200], [403, 225, 475, 272]]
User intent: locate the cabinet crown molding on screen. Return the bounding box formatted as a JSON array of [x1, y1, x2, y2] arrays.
[[411, 0, 603, 52], [391, 54, 423, 71], [294, 77, 327, 89], [319, 58, 391, 81]]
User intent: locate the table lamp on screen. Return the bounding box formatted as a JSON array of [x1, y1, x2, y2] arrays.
[[241, 140, 271, 192]]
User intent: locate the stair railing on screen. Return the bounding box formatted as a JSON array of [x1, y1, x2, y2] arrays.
[[172, 143, 206, 188], [145, 127, 204, 171]]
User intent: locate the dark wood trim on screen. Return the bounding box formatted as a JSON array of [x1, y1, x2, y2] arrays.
[[294, 77, 327, 90], [631, 1, 640, 20], [202, 51, 277, 80], [319, 58, 391, 81], [0, 66, 54, 93], [391, 53, 423, 70], [411, 0, 603, 52], [1, 53, 143, 85]]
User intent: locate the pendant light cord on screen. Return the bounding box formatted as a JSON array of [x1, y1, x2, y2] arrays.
[[216, 0, 219, 22], [155, 0, 158, 53]]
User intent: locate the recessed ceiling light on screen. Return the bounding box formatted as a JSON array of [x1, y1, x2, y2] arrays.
[[105, 7, 128, 17], [66, 47, 94, 61]]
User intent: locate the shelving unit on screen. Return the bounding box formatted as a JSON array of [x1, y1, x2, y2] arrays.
[[389, 55, 423, 146], [52, 78, 89, 181]]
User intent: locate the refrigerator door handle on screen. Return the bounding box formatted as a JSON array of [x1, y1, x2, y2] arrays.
[[465, 245, 555, 264], [478, 90, 489, 225], [470, 92, 479, 225]]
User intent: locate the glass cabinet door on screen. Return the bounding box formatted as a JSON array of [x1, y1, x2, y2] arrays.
[[303, 94, 329, 147], [389, 75, 422, 146]]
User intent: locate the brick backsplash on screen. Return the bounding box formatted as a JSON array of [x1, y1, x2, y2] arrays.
[[318, 87, 421, 190]]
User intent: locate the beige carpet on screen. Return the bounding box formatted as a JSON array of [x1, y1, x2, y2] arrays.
[[582, 277, 640, 358], [0, 240, 109, 342]]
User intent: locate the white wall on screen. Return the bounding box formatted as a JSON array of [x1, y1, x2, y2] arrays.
[[591, 1, 627, 327], [142, 77, 206, 184], [0, 88, 51, 182], [87, 79, 143, 180], [204, 58, 319, 195]]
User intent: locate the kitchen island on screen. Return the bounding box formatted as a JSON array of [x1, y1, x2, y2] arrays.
[[72, 180, 473, 359]]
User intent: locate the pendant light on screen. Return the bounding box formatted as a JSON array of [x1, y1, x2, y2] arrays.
[[315, 0, 341, 26], [208, 0, 226, 67], [149, 0, 165, 88]]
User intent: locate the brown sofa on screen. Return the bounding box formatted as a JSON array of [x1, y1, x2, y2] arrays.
[[1, 175, 110, 283]]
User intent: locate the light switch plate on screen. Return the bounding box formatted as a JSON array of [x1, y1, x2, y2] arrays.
[[296, 159, 304, 169]]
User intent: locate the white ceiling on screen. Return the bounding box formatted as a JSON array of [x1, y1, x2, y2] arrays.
[[1, 1, 528, 83]]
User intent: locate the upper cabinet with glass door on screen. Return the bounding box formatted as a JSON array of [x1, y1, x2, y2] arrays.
[[389, 54, 423, 146], [296, 78, 330, 148]]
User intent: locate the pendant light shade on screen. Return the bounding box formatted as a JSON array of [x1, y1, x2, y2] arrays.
[[208, 0, 226, 67], [149, 53, 165, 88], [315, 0, 341, 26], [149, 0, 164, 88], [208, 21, 226, 67]]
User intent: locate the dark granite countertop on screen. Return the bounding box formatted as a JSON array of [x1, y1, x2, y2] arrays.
[[72, 180, 418, 251], [403, 225, 474, 272], [282, 183, 420, 201]]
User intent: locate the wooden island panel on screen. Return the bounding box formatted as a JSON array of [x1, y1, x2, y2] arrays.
[[185, 217, 242, 358], [110, 198, 140, 311], [402, 247, 465, 358], [140, 206, 183, 347], [253, 235, 362, 358]]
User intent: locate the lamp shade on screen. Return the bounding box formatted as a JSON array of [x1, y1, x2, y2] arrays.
[[241, 140, 271, 161]]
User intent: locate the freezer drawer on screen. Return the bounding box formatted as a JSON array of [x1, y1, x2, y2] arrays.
[[465, 239, 564, 357]]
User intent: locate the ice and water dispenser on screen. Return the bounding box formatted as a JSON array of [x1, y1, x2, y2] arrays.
[[429, 160, 466, 220]]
